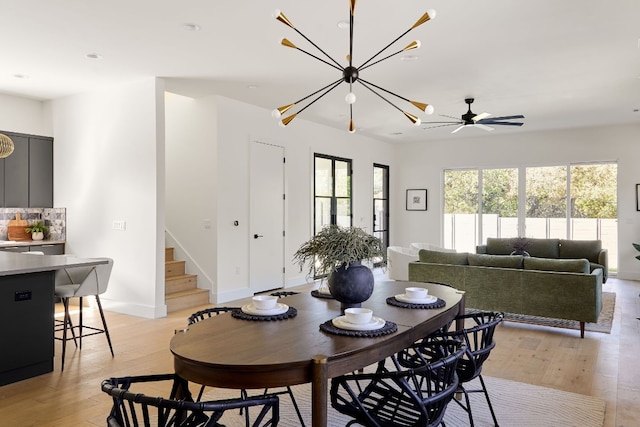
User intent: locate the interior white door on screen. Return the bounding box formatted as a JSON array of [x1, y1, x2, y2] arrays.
[[249, 141, 285, 294]]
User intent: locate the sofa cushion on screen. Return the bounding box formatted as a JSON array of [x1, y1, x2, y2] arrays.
[[418, 249, 468, 265], [523, 257, 589, 274], [558, 239, 602, 263], [468, 253, 524, 269], [484, 237, 560, 258]]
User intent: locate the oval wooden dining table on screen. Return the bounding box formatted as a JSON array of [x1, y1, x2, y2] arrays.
[[170, 280, 465, 427]]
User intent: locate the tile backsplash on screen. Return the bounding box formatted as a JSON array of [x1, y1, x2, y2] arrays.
[[0, 208, 66, 240]]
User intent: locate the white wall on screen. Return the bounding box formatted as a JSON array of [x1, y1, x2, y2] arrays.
[[393, 124, 640, 280], [51, 77, 166, 318], [164, 93, 218, 291], [165, 94, 397, 302], [0, 92, 52, 136]]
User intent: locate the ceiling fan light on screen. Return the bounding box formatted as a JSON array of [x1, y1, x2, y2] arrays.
[[273, 9, 294, 28], [0, 133, 14, 158], [345, 92, 356, 104]]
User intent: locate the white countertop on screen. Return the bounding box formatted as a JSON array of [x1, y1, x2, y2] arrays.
[[0, 252, 106, 276], [0, 240, 65, 247]]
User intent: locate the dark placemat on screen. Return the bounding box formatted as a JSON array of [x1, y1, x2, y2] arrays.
[[232, 306, 297, 321], [311, 290, 334, 299], [319, 319, 397, 337], [386, 296, 446, 309]]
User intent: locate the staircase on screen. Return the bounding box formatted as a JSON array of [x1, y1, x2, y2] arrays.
[[165, 247, 209, 312]]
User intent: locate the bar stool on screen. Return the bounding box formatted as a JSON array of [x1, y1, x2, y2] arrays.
[[54, 258, 114, 371]]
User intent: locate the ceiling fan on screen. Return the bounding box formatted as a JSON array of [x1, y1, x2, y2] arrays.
[[423, 98, 524, 133]]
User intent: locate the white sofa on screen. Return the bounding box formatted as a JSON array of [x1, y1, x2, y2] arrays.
[[386, 246, 419, 281]]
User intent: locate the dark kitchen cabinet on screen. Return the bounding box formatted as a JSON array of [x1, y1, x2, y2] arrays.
[[28, 136, 54, 207], [0, 131, 53, 207]]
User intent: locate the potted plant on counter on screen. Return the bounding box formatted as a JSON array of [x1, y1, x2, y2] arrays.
[[25, 221, 48, 241], [293, 225, 384, 310]]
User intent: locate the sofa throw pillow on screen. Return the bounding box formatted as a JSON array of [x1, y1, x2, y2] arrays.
[[468, 253, 524, 269], [419, 249, 469, 265], [523, 257, 589, 274]]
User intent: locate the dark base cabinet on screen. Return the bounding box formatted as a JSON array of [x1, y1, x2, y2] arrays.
[[0, 271, 55, 386]]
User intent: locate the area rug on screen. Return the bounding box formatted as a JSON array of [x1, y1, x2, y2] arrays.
[[209, 375, 606, 426], [500, 291, 615, 334]]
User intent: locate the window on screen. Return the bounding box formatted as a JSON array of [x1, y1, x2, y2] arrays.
[[444, 162, 618, 270], [373, 164, 389, 264], [314, 154, 352, 233]]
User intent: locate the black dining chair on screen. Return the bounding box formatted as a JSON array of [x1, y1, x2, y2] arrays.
[[101, 373, 279, 427], [330, 338, 466, 427], [187, 306, 305, 427], [426, 311, 504, 427]]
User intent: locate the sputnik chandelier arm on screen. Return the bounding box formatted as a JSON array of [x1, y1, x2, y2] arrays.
[[272, 1, 437, 133]]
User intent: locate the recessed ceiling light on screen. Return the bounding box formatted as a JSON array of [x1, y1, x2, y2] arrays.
[[400, 55, 419, 62], [247, 84, 258, 89], [337, 20, 349, 30], [391, 132, 404, 136], [182, 23, 201, 32], [13, 74, 29, 79], [85, 53, 102, 60]]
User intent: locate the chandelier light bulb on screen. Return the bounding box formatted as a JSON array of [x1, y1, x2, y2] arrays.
[[413, 118, 422, 126], [271, 109, 282, 119], [345, 92, 356, 104], [427, 9, 437, 19], [272, 9, 281, 18], [278, 120, 286, 128], [425, 105, 434, 115]]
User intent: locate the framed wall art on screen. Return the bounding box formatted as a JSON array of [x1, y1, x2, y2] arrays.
[[406, 189, 427, 211], [636, 184, 640, 211]]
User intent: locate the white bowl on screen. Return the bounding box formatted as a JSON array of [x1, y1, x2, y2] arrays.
[[405, 287, 428, 300], [252, 295, 278, 310], [344, 308, 373, 324]]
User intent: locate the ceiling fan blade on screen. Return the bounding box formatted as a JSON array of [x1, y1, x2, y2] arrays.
[[480, 115, 524, 121], [422, 123, 460, 130], [478, 121, 524, 126], [451, 125, 466, 134], [474, 123, 494, 131], [472, 112, 491, 122], [422, 121, 462, 125], [439, 114, 462, 120]]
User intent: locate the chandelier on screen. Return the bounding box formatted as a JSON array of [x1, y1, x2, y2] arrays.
[[0, 133, 14, 158], [272, 1, 436, 133]]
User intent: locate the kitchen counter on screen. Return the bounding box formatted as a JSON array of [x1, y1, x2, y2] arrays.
[[0, 251, 100, 276], [0, 253, 107, 385], [0, 240, 65, 247]]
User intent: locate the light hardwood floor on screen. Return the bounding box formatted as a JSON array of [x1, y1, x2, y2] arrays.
[[0, 278, 638, 426]]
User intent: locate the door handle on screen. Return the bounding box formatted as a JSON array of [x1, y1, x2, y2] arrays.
[[254, 234, 264, 239]]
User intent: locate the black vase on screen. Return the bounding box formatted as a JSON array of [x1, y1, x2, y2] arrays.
[[328, 261, 374, 311]]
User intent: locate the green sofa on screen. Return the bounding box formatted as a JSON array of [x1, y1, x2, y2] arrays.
[[476, 237, 608, 283], [408, 249, 603, 337]]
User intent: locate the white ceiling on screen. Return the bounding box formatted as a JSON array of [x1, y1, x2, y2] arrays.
[[2, 0, 639, 143]]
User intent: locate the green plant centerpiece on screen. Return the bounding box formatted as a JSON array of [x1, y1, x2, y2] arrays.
[[293, 225, 384, 310], [508, 236, 532, 256], [25, 221, 48, 241]]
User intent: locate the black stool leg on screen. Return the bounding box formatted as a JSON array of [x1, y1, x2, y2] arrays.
[[95, 295, 114, 357]]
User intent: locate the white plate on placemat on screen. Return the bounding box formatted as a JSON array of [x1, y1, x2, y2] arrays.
[[241, 303, 289, 316], [332, 316, 386, 331], [395, 294, 437, 304]]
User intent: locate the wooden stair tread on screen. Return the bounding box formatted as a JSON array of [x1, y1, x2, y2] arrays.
[[165, 288, 209, 299], [166, 273, 197, 281]]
